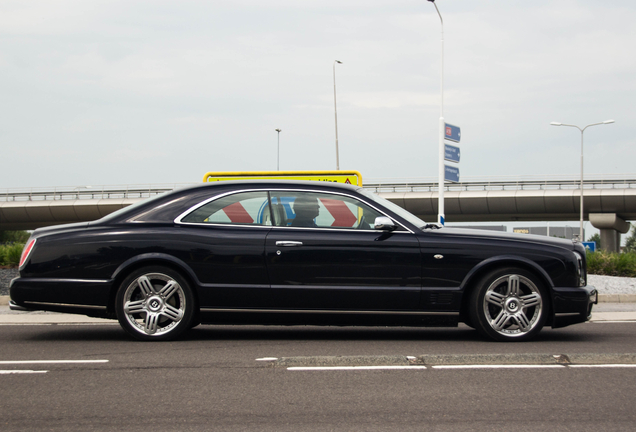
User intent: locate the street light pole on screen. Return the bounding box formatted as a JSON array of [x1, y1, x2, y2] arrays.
[[427, 0, 445, 225], [275, 128, 282, 171], [550, 120, 615, 241], [333, 60, 343, 170]]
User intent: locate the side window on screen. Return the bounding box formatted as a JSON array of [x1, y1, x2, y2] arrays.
[[270, 191, 384, 229], [181, 191, 272, 226]]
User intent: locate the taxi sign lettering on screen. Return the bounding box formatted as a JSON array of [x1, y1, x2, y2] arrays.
[[203, 171, 363, 186]]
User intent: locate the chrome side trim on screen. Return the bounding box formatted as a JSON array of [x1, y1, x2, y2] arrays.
[[15, 278, 111, 284], [23, 301, 107, 311], [554, 312, 582, 317], [200, 307, 458, 316], [9, 301, 31, 312], [269, 285, 421, 292]]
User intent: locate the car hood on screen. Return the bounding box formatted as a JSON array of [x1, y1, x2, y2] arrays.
[[430, 227, 576, 251]]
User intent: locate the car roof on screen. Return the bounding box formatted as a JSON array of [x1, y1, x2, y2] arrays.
[[95, 180, 364, 225], [182, 179, 362, 193]]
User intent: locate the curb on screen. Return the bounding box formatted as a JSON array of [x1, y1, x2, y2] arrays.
[[597, 294, 636, 303], [267, 353, 636, 368]]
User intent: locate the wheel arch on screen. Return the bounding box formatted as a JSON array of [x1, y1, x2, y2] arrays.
[[107, 253, 201, 315], [458, 256, 555, 325]]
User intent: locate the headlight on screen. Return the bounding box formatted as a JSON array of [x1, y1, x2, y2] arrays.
[[574, 251, 586, 287]]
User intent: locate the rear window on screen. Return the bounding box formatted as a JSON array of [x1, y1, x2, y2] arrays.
[[180, 191, 272, 226]]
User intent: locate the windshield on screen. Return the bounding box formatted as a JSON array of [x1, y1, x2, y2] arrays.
[[359, 188, 428, 230]]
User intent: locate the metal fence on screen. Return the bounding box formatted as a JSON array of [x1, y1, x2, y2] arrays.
[[2, 175, 635, 202], [0, 183, 196, 202], [364, 175, 636, 193]]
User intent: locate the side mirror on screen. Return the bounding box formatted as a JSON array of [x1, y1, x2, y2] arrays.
[[374, 216, 397, 231]]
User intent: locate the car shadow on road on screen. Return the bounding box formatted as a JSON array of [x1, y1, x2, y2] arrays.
[[184, 323, 602, 345], [17, 322, 605, 345], [186, 325, 480, 342], [21, 324, 478, 343]]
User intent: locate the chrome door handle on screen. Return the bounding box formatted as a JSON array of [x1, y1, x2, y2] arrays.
[[276, 241, 303, 247]]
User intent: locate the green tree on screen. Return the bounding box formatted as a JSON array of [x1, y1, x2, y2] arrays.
[[0, 230, 30, 244], [0, 243, 24, 267], [587, 233, 601, 244], [624, 224, 636, 253]]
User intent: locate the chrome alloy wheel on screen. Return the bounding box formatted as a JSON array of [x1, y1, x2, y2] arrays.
[[122, 272, 186, 336], [482, 274, 543, 337]]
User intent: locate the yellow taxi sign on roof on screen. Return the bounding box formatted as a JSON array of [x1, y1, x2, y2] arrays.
[[203, 170, 363, 186]]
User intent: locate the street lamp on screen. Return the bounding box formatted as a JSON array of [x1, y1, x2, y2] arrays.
[[427, 0, 445, 225], [550, 119, 615, 241], [333, 60, 343, 170], [275, 128, 282, 171]]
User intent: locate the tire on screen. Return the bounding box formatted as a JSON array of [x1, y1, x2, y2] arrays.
[[468, 267, 549, 342], [115, 266, 195, 341]]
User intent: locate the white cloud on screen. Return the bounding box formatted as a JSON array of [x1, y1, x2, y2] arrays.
[[0, 0, 635, 188]]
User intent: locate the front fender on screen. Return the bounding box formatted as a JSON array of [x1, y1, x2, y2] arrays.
[[459, 255, 558, 292]]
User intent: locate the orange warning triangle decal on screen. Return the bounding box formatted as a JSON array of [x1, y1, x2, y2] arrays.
[[345, 178, 351, 184]]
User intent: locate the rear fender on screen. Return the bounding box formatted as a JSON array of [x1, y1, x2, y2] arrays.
[[108, 253, 201, 313]]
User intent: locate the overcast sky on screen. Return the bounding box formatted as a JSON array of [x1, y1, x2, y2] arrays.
[[1, 0, 634, 190]]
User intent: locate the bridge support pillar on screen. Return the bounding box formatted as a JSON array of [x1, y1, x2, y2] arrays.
[[589, 213, 631, 252]]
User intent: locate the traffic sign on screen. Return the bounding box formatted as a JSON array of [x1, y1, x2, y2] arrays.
[[445, 165, 460, 183], [444, 144, 460, 163], [582, 241, 596, 252], [445, 123, 461, 143]]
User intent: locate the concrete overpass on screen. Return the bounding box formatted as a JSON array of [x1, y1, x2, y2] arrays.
[[2, 177, 635, 251], [368, 177, 635, 251]]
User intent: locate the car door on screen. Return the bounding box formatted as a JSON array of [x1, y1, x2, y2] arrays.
[[265, 190, 421, 310], [177, 190, 273, 308]]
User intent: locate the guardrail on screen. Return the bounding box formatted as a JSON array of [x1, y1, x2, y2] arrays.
[[0, 183, 196, 202], [365, 176, 636, 193], [1, 176, 635, 201]]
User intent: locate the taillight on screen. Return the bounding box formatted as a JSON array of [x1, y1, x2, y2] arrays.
[[19, 239, 36, 268]]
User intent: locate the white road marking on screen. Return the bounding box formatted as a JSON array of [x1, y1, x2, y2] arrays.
[[432, 365, 565, 369], [256, 357, 278, 362], [0, 360, 109, 365], [568, 364, 636, 368], [0, 359, 109, 377]]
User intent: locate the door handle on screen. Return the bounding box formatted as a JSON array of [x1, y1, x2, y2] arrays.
[[276, 241, 303, 247]]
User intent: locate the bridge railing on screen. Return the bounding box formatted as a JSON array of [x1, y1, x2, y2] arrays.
[[0, 184, 196, 202], [365, 175, 636, 193], [2, 176, 635, 201]]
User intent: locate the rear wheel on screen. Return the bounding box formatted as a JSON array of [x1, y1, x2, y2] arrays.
[[469, 267, 548, 342], [115, 266, 195, 341]]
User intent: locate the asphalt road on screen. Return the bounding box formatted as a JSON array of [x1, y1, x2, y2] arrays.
[[1, 322, 636, 431]]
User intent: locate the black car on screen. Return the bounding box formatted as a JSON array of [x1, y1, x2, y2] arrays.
[[10, 180, 596, 341]]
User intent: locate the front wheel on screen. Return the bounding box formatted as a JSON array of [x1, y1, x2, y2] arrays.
[[115, 266, 195, 341], [469, 267, 549, 342]]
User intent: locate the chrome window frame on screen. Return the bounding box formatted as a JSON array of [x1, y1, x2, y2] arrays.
[[174, 188, 414, 234], [174, 189, 273, 228]]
